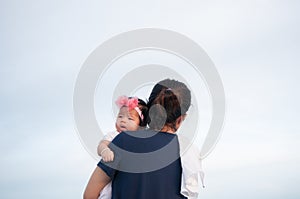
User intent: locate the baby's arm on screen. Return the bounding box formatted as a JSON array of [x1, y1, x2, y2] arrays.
[[97, 140, 114, 162]]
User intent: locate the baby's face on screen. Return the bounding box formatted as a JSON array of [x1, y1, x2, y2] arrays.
[[116, 106, 140, 132]]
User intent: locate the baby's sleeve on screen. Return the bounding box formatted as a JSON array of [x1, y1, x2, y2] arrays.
[[102, 131, 119, 142]]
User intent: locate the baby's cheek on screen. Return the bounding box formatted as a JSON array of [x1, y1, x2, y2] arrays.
[[130, 122, 139, 131], [115, 123, 121, 132]]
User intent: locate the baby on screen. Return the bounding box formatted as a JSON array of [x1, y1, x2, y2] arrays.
[[97, 96, 148, 199]]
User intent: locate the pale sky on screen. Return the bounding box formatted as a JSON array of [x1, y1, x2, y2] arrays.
[[1, 0, 300, 198]]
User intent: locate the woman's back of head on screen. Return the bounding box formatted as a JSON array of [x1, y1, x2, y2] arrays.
[[147, 79, 191, 132]]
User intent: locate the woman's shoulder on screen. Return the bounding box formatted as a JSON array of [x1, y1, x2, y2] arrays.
[[111, 130, 148, 143]]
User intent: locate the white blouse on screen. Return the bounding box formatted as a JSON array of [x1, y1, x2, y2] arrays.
[[178, 135, 205, 199]]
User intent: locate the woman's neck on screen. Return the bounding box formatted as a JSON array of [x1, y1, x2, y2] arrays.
[[160, 126, 176, 134]]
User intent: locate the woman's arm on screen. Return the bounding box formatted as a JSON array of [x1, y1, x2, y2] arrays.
[[83, 167, 111, 199]]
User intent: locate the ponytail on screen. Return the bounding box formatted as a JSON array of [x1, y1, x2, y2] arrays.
[[146, 79, 191, 131]]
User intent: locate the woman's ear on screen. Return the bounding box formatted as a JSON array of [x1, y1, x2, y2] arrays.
[[182, 114, 187, 121], [175, 115, 186, 129]]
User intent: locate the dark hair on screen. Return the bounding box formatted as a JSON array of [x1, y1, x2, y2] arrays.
[[146, 79, 191, 131], [136, 98, 148, 127]]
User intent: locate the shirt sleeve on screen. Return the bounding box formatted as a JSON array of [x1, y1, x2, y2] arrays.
[[102, 131, 119, 142], [97, 133, 123, 180], [97, 160, 116, 180]]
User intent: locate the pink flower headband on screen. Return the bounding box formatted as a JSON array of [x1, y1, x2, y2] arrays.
[[115, 96, 144, 120]]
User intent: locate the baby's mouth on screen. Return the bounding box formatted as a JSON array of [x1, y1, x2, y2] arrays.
[[120, 125, 127, 130]]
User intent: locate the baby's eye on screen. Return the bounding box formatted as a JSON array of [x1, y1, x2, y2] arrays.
[[128, 117, 134, 120], [118, 115, 123, 118]]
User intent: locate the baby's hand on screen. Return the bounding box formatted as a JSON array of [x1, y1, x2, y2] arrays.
[[101, 148, 114, 162]]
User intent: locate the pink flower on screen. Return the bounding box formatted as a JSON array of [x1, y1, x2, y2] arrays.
[[115, 95, 128, 108], [115, 96, 139, 110], [127, 97, 138, 110]]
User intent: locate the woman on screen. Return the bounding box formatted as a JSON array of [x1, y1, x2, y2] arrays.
[[84, 79, 191, 199]]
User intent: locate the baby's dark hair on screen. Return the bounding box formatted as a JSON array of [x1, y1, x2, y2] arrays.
[[146, 79, 191, 131], [135, 98, 148, 127]]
